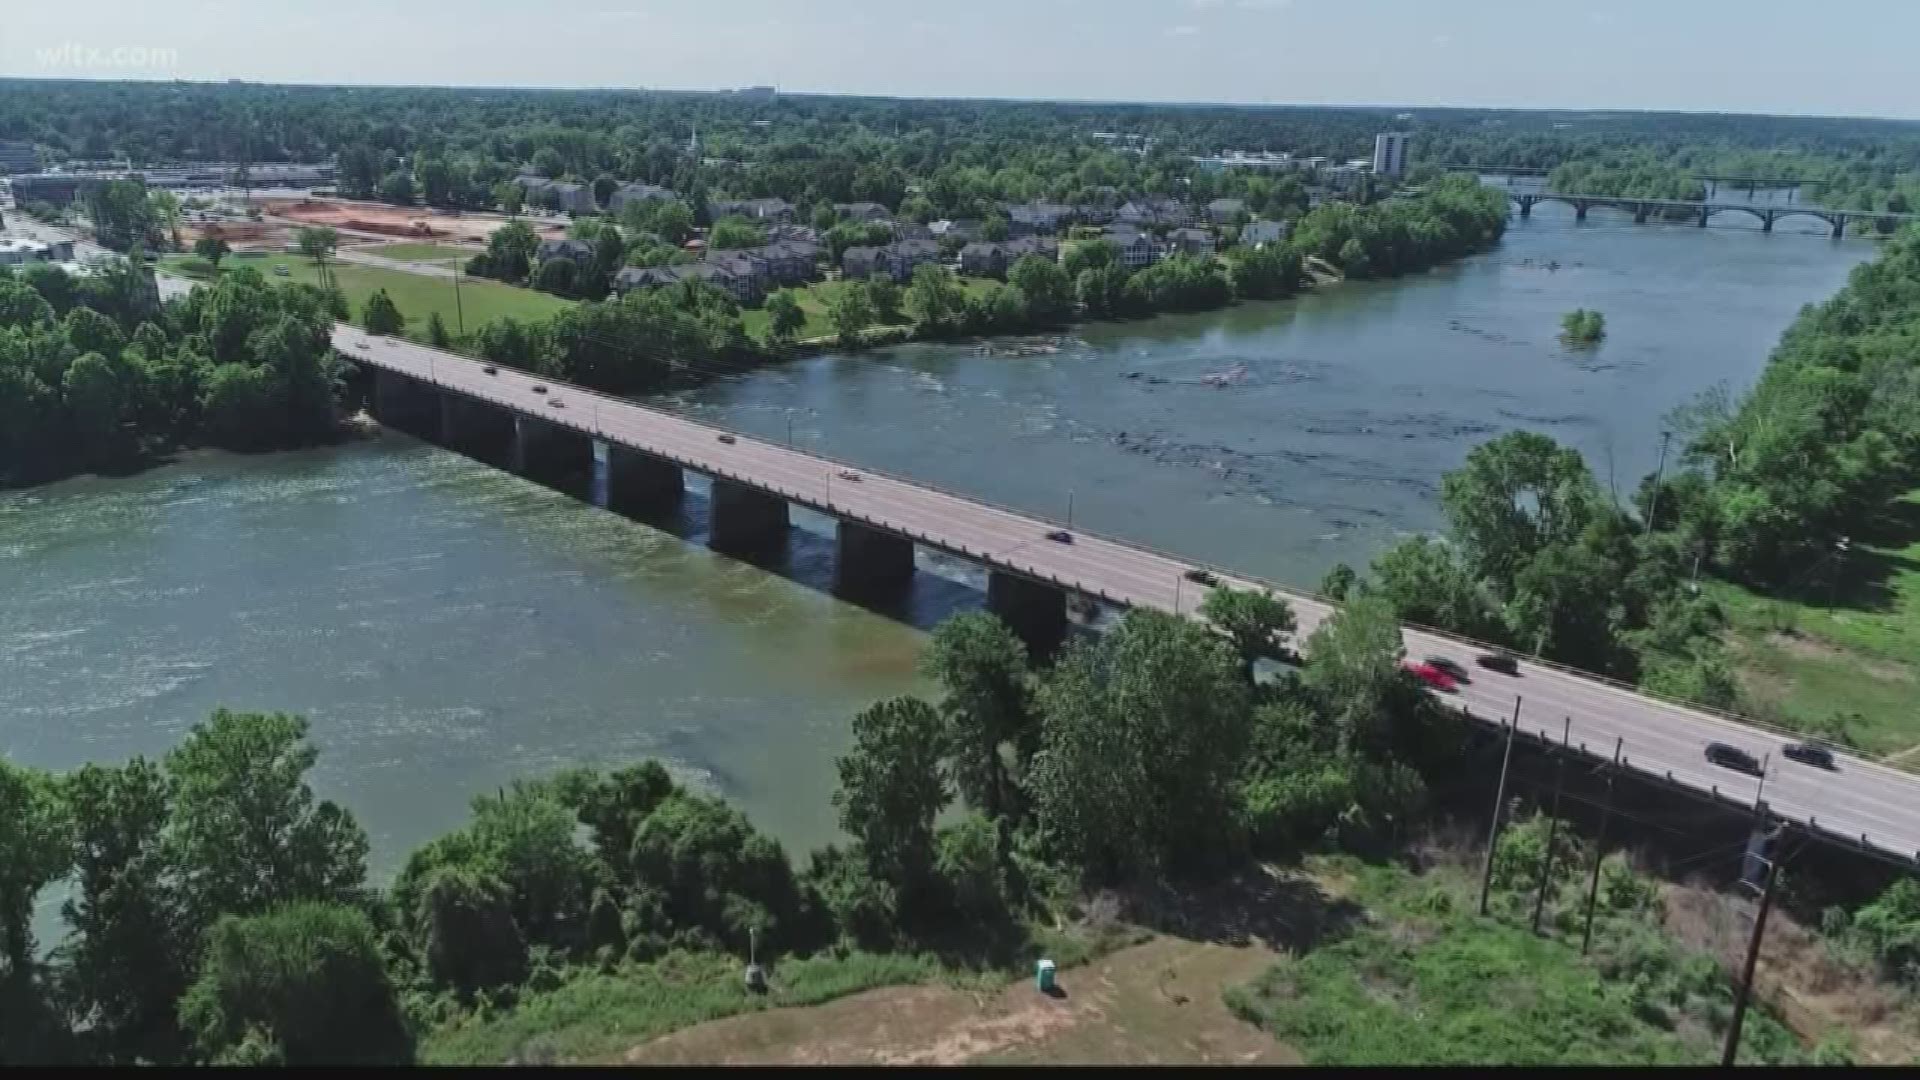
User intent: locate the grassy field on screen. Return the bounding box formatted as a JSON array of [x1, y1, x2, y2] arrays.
[[356, 242, 481, 264], [1226, 856, 1808, 1066], [420, 921, 1134, 1065], [618, 935, 1291, 1066], [160, 252, 573, 339], [1709, 490, 1920, 761]]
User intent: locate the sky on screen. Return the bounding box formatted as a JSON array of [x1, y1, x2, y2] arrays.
[[6, 0, 1919, 120]]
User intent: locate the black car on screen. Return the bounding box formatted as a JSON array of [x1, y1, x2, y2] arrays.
[[531, 384, 548, 394], [717, 433, 737, 445], [1045, 529, 1073, 544], [482, 364, 499, 375], [1782, 741, 1836, 770], [1475, 652, 1520, 676], [1705, 742, 1765, 777], [1424, 656, 1470, 684], [1184, 568, 1217, 586]]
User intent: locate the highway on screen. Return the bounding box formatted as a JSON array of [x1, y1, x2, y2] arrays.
[[338, 321, 1920, 866]]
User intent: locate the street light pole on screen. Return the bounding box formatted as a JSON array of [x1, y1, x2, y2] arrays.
[[1067, 489, 1075, 529], [450, 258, 466, 336], [1643, 430, 1672, 536]]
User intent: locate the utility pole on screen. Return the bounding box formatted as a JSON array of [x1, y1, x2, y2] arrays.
[[1530, 717, 1573, 934], [1643, 430, 1672, 536], [1478, 696, 1524, 916], [1066, 489, 1075, 529], [1580, 738, 1624, 955], [450, 259, 466, 336], [1721, 823, 1783, 1068]]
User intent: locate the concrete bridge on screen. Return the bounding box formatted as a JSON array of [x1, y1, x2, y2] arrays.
[[337, 323, 1920, 869], [1507, 191, 1917, 237], [1446, 164, 1832, 189]]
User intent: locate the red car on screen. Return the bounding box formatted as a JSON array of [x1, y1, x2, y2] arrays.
[[1402, 660, 1458, 692]]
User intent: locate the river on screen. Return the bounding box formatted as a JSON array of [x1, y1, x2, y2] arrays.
[[0, 205, 1875, 893]]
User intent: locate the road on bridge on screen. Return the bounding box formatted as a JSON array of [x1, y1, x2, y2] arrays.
[[336, 323, 1920, 867]]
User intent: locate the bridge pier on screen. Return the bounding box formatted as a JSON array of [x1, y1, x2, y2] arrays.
[[708, 479, 790, 557], [1633, 204, 1650, 224], [438, 394, 516, 459], [1516, 196, 1533, 219], [987, 571, 1067, 660], [512, 414, 593, 488], [1761, 213, 1774, 234], [833, 520, 915, 599], [1698, 206, 1710, 228], [1831, 218, 1846, 239], [1574, 203, 1588, 222], [598, 443, 683, 513], [370, 369, 438, 437]]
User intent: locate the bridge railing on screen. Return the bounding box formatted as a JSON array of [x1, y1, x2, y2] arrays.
[[350, 332, 1909, 778]]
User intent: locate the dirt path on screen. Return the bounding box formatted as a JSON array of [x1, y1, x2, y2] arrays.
[[612, 935, 1296, 1066]]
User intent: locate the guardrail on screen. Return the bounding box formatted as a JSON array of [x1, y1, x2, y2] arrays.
[[342, 330, 1909, 779]]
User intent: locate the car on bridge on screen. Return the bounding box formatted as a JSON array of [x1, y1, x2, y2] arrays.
[[1045, 529, 1073, 544], [1705, 742, 1765, 777], [1783, 741, 1836, 770], [1402, 660, 1456, 692], [1183, 568, 1218, 586], [1476, 651, 1520, 675], [1424, 656, 1471, 684]]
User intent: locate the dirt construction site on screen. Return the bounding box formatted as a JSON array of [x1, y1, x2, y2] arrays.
[[258, 197, 567, 245]]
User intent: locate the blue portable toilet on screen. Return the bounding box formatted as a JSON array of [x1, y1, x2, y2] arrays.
[[1035, 958, 1057, 993]]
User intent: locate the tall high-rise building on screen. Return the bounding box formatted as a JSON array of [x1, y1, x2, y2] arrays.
[[1372, 132, 1410, 178]]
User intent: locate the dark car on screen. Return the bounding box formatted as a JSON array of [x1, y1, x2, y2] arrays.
[[1705, 742, 1765, 777], [530, 384, 548, 394], [717, 433, 737, 445], [1475, 651, 1520, 676], [1184, 568, 1217, 586], [482, 364, 499, 375], [1782, 741, 1836, 770], [1425, 656, 1470, 684], [1045, 529, 1073, 544]]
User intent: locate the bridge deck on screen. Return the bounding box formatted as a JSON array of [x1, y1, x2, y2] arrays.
[[336, 323, 1920, 867]]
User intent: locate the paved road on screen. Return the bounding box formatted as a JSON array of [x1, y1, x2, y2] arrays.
[[335, 324, 1920, 867]]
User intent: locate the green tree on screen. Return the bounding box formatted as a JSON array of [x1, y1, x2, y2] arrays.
[[1320, 563, 1358, 601], [481, 219, 539, 283], [866, 275, 903, 324], [906, 263, 966, 333], [61, 351, 128, 465], [192, 235, 231, 271], [0, 759, 69, 980], [1008, 255, 1073, 322], [410, 865, 526, 993], [534, 257, 579, 296], [149, 190, 183, 250], [627, 790, 802, 950], [935, 812, 1007, 919], [1200, 586, 1297, 678], [828, 283, 878, 348], [163, 710, 369, 933], [1441, 431, 1605, 586], [57, 758, 189, 1065], [708, 216, 766, 250], [1561, 308, 1606, 345], [762, 289, 806, 345], [922, 612, 1036, 821], [425, 310, 451, 348], [178, 901, 412, 1065], [360, 288, 404, 336], [1027, 610, 1251, 879], [1299, 595, 1407, 756], [293, 226, 339, 289], [592, 174, 618, 210], [492, 180, 524, 215], [379, 168, 415, 206], [833, 697, 950, 890]]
